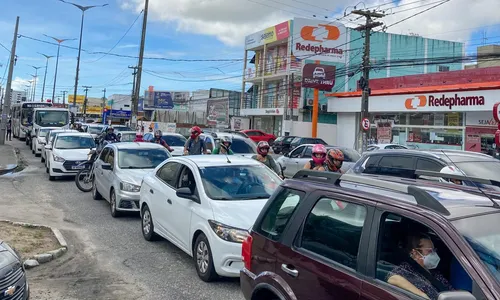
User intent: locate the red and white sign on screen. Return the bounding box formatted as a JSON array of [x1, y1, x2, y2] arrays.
[[361, 118, 370, 131], [493, 102, 500, 123]]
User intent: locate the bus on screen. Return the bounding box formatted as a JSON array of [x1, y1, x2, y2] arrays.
[[11, 102, 52, 141], [28, 107, 71, 147]]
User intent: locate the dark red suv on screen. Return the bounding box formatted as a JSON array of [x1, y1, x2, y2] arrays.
[[240, 170, 500, 300]]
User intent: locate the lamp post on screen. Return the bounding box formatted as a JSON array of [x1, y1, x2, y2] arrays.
[[30, 66, 42, 102], [58, 0, 108, 109], [43, 35, 76, 106], [38, 53, 54, 102]]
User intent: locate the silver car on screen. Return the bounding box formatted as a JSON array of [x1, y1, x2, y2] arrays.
[[276, 144, 361, 178], [92, 142, 172, 218]]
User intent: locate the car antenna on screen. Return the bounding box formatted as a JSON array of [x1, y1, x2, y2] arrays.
[[224, 150, 231, 164], [440, 150, 500, 208]]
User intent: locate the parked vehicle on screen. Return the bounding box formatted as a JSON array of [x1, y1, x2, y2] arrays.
[[0, 239, 29, 299], [10, 101, 52, 140], [366, 144, 408, 151], [276, 144, 360, 177], [288, 137, 328, 152], [29, 107, 71, 147], [92, 142, 171, 217], [116, 131, 137, 142], [139, 155, 282, 281], [74, 149, 99, 192], [31, 127, 59, 156], [161, 133, 187, 156], [241, 129, 276, 145], [241, 170, 500, 300], [272, 135, 297, 154]]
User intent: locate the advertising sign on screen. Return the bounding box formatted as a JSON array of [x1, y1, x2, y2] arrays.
[[206, 98, 229, 128], [302, 63, 336, 91], [154, 91, 174, 109], [292, 18, 347, 62], [84, 106, 102, 114], [245, 20, 291, 49], [103, 110, 132, 119], [68, 95, 85, 104], [377, 121, 392, 144]]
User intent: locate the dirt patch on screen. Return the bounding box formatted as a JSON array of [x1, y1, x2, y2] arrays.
[[0, 222, 60, 259]]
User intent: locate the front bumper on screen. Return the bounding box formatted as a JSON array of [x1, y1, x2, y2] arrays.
[[115, 189, 140, 212], [0, 264, 29, 300], [206, 229, 244, 277], [50, 160, 85, 177]]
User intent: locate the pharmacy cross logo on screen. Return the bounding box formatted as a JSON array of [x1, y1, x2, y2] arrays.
[[405, 95, 427, 110], [300, 24, 341, 42]]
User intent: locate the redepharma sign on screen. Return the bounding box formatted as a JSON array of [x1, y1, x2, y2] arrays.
[[245, 20, 291, 49]]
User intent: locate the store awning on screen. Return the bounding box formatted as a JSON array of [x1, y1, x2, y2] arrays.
[[326, 81, 500, 98]]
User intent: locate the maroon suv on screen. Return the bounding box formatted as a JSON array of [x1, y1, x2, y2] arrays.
[[240, 170, 500, 300]]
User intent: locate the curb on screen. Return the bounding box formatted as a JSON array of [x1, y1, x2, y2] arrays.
[[0, 147, 19, 176], [0, 220, 68, 269]]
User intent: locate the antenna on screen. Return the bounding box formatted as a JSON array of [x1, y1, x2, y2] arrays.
[[440, 150, 500, 208]]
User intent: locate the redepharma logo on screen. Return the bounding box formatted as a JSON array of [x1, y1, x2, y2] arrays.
[[404, 94, 485, 110]]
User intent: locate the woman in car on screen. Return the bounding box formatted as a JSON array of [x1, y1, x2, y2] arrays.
[[386, 233, 454, 300], [303, 144, 327, 171], [252, 141, 282, 177]]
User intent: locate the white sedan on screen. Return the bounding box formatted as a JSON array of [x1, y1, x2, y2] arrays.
[[32, 127, 59, 156], [139, 155, 282, 282]]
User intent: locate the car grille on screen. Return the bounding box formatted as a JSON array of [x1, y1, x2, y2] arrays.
[[119, 200, 140, 209], [0, 267, 25, 300], [63, 160, 86, 170]]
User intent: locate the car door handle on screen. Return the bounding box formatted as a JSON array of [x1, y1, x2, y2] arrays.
[[281, 264, 299, 277], [149, 189, 154, 194], [167, 199, 172, 204]]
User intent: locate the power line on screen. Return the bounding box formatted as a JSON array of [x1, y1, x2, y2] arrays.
[[0, 41, 10, 53]]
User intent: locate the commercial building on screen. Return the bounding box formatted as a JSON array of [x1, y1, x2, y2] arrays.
[[240, 17, 464, 138], [327, 66, 500, 154], [10, 90, 26, 103], [465, 45, 500, 69]]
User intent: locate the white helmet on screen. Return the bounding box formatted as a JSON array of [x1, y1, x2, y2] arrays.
[[439, 166, 464, 185]]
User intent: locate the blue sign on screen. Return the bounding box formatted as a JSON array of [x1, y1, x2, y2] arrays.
[[154, 92, 174, 109], [103, 109, 132, 119]]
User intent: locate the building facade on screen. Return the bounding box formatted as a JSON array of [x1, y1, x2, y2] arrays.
[[240, 17, 465, 138], [10, 90, 26, 103]]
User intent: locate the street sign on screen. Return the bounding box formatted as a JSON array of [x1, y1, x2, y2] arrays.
[[493, 102, 500, 123], [302, 63, 336, 91], [361, 118, 370, 131]]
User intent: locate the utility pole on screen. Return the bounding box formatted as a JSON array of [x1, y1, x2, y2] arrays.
[[62, 91, 67, 106], [0, 16, 19, 145], [31, 66, 42, 102], [352, 9, 384, 153], [133, 0, 149, 128], [129, 65, 138, 110], [82, 86, 91, 122], [101, 88, 106, 122]]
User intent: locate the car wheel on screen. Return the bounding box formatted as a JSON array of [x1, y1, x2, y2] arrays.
[[141, 205, 157, 241], [110, 189, 121, 218], [92, 180, 102, 200], [194, 233, 218, 282], [49, 175, 55, 181]]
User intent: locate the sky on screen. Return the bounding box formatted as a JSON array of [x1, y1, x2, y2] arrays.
[[0, 0, 499, 102]]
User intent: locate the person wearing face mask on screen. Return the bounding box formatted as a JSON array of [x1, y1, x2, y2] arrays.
[[184, 126, 207, 155], [212, 136, 233, 155], [303, 144, 327, 171], [325, 149, 344, 173], [252, 141, 282, 177], [387, 233, 454, 300]]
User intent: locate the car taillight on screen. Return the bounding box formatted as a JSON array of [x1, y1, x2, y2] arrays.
[[242, 234, 253, 271]]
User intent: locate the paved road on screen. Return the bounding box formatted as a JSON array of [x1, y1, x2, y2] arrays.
[[0, 139, 244, 300]]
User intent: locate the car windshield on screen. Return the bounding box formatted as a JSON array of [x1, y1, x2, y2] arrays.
[[21, 108, 33, 126], [291, 137, 301, 145], [275, 137, 284, 143], [35, 110, 69, 127], [118, 148, 170, 169], [119, 133, 136, 142], [199, 165, 281, 200], [88, 126, 104, 134], [230, 138, 257, 153], [452, 213, 500, 283], [453, 161, 500, 182], [162, 135, 187, 146], [39, 128, 55, 136], [55, 136, 95, 149]]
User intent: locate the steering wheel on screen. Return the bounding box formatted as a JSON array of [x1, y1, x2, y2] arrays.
[[237, 182, 261, 194]]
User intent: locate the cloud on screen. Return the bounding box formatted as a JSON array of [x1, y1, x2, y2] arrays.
[[117, 44, 139, 49], [119, 0, 500, 47], [11, 77, 30, 91], [164, 51, 186, 57]]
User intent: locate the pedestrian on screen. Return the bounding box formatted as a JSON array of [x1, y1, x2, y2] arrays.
[[184, 126, 207, 155], [6, 119, 12, 141]]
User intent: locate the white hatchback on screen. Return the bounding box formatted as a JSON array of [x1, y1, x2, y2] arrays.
[[139, 155, 282, 282], [32, 127, 59, 156]]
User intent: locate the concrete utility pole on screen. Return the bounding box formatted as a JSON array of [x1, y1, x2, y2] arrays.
[[129, 65, 138, 110], [101, 87, 106, 110], [62, 90, 67, 106], [38, 53, 54, 101], [132, 0, 150, 127], [352, 9, 384, 153], [0, 16, 19, 145], [82, 85, 91, 122]]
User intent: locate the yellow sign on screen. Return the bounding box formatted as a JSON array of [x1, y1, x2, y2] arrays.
[[261, 26, 277, 44], [80, 106, 102, 114], [68, 95, 85, 104]]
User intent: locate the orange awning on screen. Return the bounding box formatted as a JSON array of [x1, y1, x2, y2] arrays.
[[326, 81, 500, 98]]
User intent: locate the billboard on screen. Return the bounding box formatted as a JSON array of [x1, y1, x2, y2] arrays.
[[292, 18, 347, 62], [245, 20, 291, 50], [302, 63, 336, 91], [143, 91, 190, 111], [207, 97, 229, 128], [68, 95, 85, 104]]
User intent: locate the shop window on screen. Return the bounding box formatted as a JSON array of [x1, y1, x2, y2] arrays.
[[371, 113, 407, 125], [438, 65, 450, 72], [369, 127, 406, 145], [407, 128, 463, 150], [409, 112, 463, 126]]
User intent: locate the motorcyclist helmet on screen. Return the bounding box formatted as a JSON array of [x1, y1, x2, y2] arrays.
[[257, 141, 270, 156], [220, 136, 232, 151], [439, 166, 464, 185], [311, 144, 327, 165], [190, 126, 202, 139], [326, 149, 344, 171], [154, 130, 162, 139]]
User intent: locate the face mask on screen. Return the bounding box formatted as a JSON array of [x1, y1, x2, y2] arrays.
[[191, 132, 197, 139], [419, 251, 440, 270]]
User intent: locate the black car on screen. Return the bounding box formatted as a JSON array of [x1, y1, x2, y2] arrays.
[[0, 240, 29, 299], [272, 136, 297, 154], [289, 137, 327, 152]]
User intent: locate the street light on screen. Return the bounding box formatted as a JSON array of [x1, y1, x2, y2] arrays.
[[58, 0, 108, 110], [38, 52, 54, 102], [30, 66, 42, 102], [43, 34, 77, 105]]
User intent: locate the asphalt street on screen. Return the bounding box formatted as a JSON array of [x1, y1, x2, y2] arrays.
[[0, 139, 244, 300]]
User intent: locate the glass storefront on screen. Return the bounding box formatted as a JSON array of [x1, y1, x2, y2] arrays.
[[252, 116, 282, 136]]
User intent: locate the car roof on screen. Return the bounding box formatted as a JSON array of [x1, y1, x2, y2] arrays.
[[117, 131, 137, 134], [50, 129, 78, 134], [56, 132, 93, 137], [294, 143, 347, 150], [109, 142, 166, 150], [170, 155, 261, 168], [361, 148, 442, 158], [163, 132, 184, 136], [210, 132, 248, 140]]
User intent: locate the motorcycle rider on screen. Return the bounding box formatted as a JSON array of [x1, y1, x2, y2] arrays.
[[103, 127, 118, 142], [151, 130, 173, 152], [75, 123, 85, 132], [252, 141, 282, 178], [303, 144, 327, 171], [134, 133, 145, 142], [325, 149, 345, 173], [439, 166, 464, 185], [212, 136, 233, 155], [184, 126, 207, 155]]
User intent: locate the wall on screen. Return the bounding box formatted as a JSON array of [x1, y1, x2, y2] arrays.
[[284, 120, 337, 145], [109, 94, 132, 111], [336, 112, 357, 149]]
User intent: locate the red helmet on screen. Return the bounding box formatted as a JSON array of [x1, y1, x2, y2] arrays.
[[311, 144, 327, 165], [257, 141, 270, 156], [191, 126, 202, 135], [327, 149, 344, 171]]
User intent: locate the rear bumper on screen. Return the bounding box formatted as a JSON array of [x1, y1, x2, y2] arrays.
[[240, 268, 256, 300]]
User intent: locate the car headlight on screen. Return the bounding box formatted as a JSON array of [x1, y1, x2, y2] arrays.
[[208, 220, 249, 243], [120, 182, 141, 192], [52, 154, 65, 162]]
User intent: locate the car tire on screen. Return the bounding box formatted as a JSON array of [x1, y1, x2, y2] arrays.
[[49, 175, 55, 181], [110, 189, 121, 218], [141, 205, 157, 241], [92, 181, 103, 200], [194, 233, 218, 282]]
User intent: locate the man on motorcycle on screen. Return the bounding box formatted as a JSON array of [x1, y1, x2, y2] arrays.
[[103, 127, 118, 142], [151, 130, 173, 152], [212, 136, 233, 155], [184, 126, 207, 155], [325, 149, 344, 173]]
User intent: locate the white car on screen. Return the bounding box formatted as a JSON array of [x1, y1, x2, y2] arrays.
[[85, 124, 106, 140], [46, 132, 96, 181], [32, 127, 59, 157], [139, 155, 282, 281], [41, 129, 78, 164], [161, 133, 187, 156], [366, 144, 408, 151], [92, 142, 171, 217], [116, 131, 137, 142]]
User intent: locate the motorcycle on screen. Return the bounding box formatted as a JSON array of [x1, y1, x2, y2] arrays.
[[74, 149, 99, 192]]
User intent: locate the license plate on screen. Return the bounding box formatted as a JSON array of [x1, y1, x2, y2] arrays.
[[71, 166, 85, 170]]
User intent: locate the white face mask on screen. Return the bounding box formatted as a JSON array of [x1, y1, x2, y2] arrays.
[[419, 251, 440, 270]]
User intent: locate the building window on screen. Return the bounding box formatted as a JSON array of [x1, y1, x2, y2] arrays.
[[438, 65, 450, 72], [408, 112, 463, 126]]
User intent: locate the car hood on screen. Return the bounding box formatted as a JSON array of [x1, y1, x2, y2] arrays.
[[117, 169, 152, 186], [170, 146, 184, 156], [209, 199, 268, 230], [54, 149, 91, 160]]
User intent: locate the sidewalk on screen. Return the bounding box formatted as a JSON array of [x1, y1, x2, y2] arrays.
[[0, 142, 18, 175]]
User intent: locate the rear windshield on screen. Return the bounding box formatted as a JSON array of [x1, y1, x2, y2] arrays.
[[162, 135, 187, 146], [454, 161, 500, 182]]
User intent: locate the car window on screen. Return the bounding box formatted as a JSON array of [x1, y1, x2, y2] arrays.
[[303, 146, 313, 158], [284, 136, 295, 143], [275, 136, 284, 143], [315, 139, 327, 145], [118, 148, 170, 169], [291, 137, 301, 145], [258, 188, 305, 241], [379, 156, 414, 169], [367, 155, 415, 178], [162, 135, 187, 146], [389, 145, 407, 149], [302, 138, 315, 144], [366, 146, 378, 151], [289, 146, 304, 158], [156, 162, 181, 187], [177, 166, 197, 194], [245, 131, 257, 136], [455, 161, 500, 182], [119, 133, 136, 142], [105, 148, 115, 165], [416, 158, 444, 172], [99, 148, 109, 161], [299, 198, 367, 270]]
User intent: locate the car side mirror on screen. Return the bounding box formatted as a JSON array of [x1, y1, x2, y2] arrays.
[[44, 145, 52, 150], [437, 291, 476, 300], [101, 163, 112, 170], [176, 187, 199, 202]]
